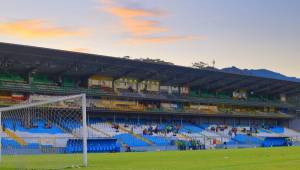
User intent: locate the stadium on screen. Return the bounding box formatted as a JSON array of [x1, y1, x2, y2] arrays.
[[0, 42, 300, 170]]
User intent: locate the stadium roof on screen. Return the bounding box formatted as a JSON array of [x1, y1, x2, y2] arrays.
[[0, 42, 300, 96]]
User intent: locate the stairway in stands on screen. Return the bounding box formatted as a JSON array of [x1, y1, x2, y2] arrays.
[[4, 129, 27, 146], [88, 124, 111, 137]]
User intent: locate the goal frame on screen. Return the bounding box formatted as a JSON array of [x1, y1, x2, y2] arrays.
[[0, 93, 88, 167]]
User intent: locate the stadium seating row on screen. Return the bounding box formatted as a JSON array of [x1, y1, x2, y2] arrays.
[[2, 117, 300, 154], [66, 139, 120, 153]]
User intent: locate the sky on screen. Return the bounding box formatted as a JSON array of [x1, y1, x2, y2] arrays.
[[0, 0, 299, 77]]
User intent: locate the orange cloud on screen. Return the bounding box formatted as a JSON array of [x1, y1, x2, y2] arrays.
[[0, 19, 87, 39], [99, 1, 206, 44], [126, 35, 208, 44], [106, 7, 166, 36]]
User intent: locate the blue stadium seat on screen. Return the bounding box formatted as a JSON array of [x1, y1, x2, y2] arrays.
[[66, 139, 120, 153], [230, 134, 263, 145], [270, 126, 284, 133], [262, 137, 288, 147], [114, 134, 149, 147], [143, 135, 171, 146]]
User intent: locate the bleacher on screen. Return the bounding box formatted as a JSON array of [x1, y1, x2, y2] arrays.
[[62, 77, 76, 87], [229, 134, 263, 145], [89, 119, 297, 149], [66, 139, 120, 153], [2, 115, 299, 153], [114, 133, 149, 147], [31, 75, 55, 85], [87, 119, 235, 148], [179, 123, 204, 133], [270, 126, 285, 133], [1, 138, 43, 155], [1, 118, 117, 154], [142, 135, 171, 146], [0, 77, 292, 110], [0, 73, 25, 83], [3, 119, 64, 134], [262, 137, 290, 147]]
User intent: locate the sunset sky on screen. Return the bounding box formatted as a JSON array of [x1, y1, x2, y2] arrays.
[[0, 0, 299, 77]]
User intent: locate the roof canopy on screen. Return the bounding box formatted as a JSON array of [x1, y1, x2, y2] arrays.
[[1, 42, 300, 96]]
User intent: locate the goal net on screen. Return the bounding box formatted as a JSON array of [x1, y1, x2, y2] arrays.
[[0, 94, 88, 170]]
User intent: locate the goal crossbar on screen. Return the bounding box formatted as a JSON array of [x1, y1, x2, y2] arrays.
[[0, 94, 85, 112]]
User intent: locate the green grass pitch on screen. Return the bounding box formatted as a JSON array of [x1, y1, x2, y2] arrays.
[[1, 147, 300, 170]]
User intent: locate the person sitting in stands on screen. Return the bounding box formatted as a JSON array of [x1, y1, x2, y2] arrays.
[[44, 121, 52, 129], [233, 128, 237, 136], [154, 126, 158, 134], [112, 124, 120, 132], [112, 124, 119, 130], [242, 128, 246, 133], [167, 126, 172, 133], [147, 126, 153, 134], [143, 129, 148, 135]]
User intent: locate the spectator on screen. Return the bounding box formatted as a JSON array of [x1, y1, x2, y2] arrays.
[[125, 144, 131, 152]]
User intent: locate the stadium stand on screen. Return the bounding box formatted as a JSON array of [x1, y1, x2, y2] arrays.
[[0, 42, 300, 154]]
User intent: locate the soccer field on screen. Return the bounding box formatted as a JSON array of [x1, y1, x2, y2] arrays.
[[1, 147, 300, 170]]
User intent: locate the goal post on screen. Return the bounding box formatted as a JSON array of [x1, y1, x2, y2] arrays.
[[82, 93, 88, 167], [0, 94, 88, 169]]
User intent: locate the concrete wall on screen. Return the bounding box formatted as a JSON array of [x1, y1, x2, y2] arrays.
[[289, 117, 300, 131]]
